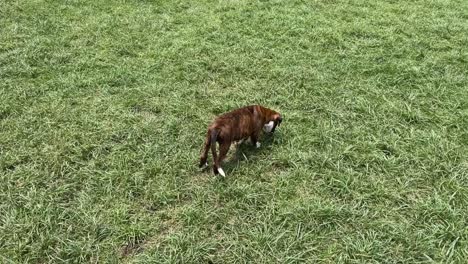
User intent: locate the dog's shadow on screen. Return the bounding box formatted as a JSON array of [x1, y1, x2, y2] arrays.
[[202, 133, 281, 175], [232, 135, 275, 162]]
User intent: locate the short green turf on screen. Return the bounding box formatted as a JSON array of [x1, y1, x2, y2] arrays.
[[1, 0, 467, 263]]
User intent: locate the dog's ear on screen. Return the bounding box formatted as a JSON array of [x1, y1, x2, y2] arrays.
[[276, 115, 282, 126], [273, 114, 282, 126], [270, 114, 282, 133]]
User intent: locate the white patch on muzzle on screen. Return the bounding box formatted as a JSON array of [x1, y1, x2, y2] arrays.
[[263, 121, 274, 133]]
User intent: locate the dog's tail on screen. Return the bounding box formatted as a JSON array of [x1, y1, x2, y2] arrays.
[[199, 129, 213, 168], [210, 129, 224, 176], [199, 128, 219, 164]]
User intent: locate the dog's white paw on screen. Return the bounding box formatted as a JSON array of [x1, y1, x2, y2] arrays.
[[218, 168, 226, 177], [256, 142, 261, 148], [199, 161, 208, 170]]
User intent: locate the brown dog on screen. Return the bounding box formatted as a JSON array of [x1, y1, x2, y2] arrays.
[[199, 105, 282, 176]]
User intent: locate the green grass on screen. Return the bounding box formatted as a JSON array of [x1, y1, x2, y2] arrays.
[[1, 0, 468, 262]]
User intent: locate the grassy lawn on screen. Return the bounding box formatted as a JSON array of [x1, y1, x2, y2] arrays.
[[1, 0, 467, 262]]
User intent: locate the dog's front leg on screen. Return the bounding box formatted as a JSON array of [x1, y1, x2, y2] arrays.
[[250, 132, 261, 148]]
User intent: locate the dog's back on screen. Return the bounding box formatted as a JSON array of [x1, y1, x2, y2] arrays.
[[210, 105, 257, 142]]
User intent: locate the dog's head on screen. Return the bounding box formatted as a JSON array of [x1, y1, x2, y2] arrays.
[[263, 113, 282, 133]]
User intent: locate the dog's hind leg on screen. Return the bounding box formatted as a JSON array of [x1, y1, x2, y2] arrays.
[[215, 142, 231, 177]]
